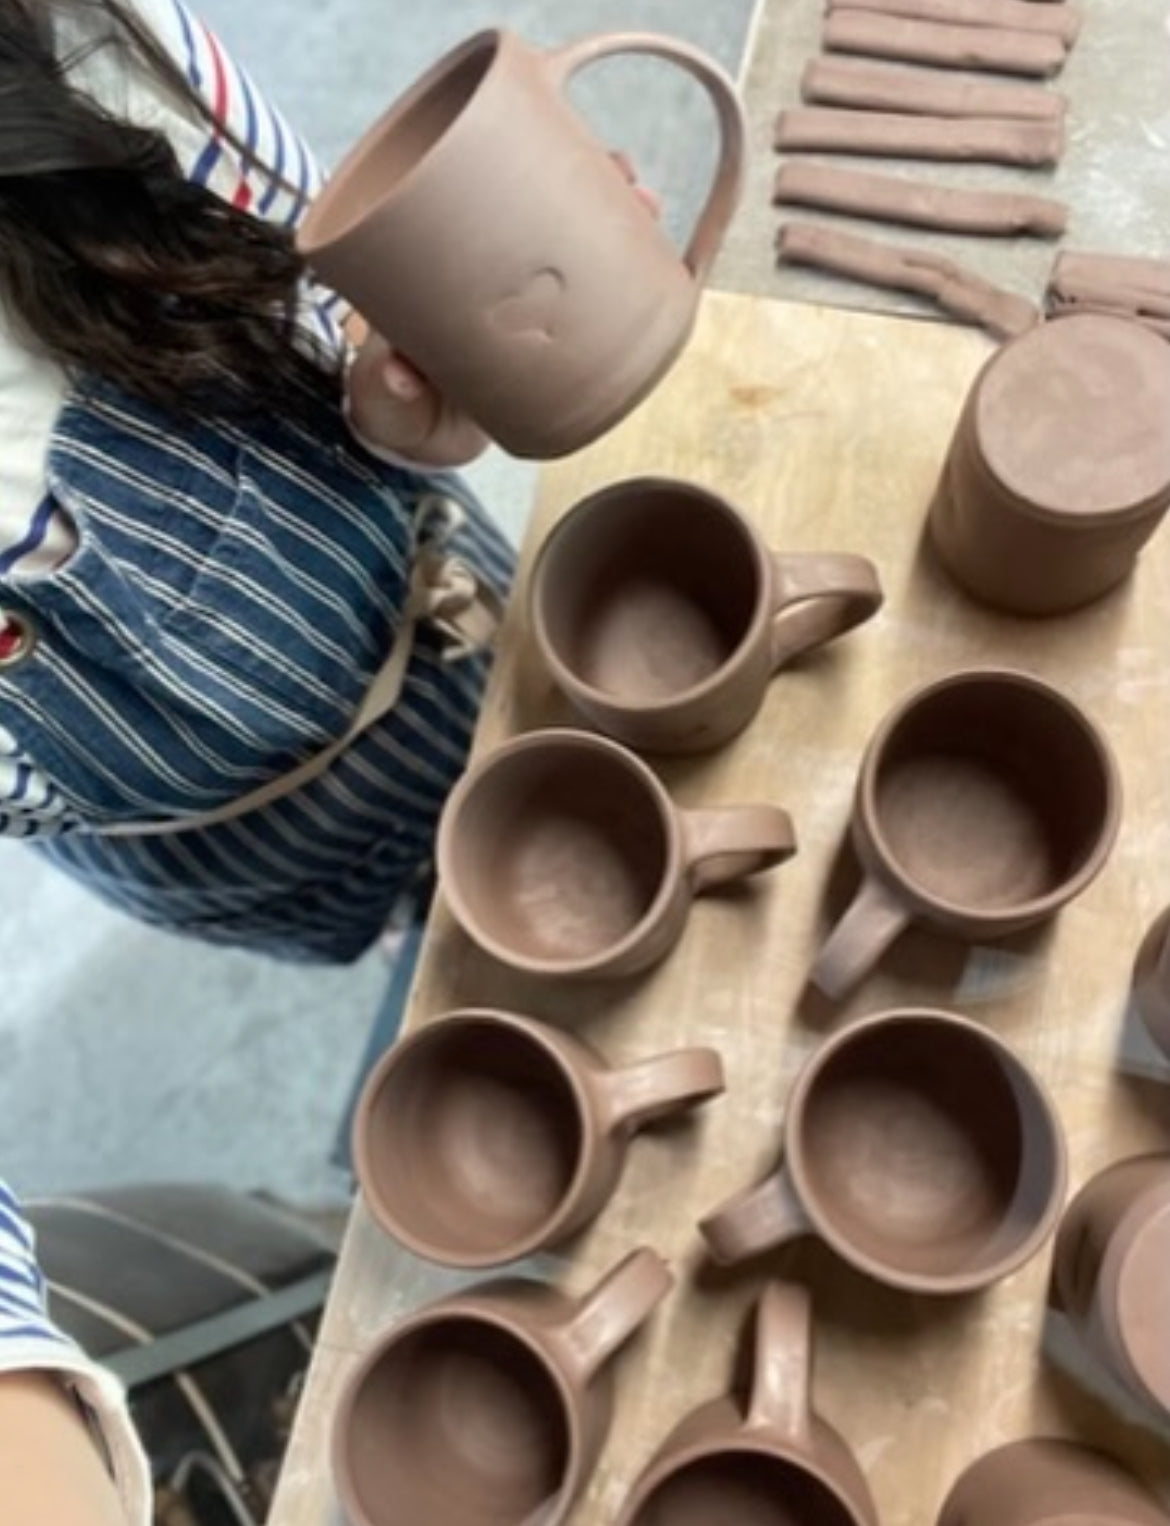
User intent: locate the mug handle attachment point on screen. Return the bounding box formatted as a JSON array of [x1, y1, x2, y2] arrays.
[[541, 32, 746, 280], [767, 552, 884, 672], [600, 1049, 726, 1134], [550, 1247, 673, 1386], [681, 805, 797, 894], [699, 1164, 812, 1266], [810, 874, 912, 1001]]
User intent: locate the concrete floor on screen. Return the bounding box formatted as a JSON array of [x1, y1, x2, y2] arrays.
[[0, 0, 756, 1206]]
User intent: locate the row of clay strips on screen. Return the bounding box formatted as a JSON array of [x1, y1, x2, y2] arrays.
[[774, 162, 1067, 237], [802, 57, 1066, 121], [774, 107, 1062, 166], [1047, 251, 1170, 336], [824, 12, 1067, 77], [778, 221, 1040, 338], [824, 0, 1082, 47]]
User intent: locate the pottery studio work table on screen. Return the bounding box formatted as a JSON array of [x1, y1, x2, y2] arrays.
[[713, 0, 1170, 320], [269, 290, 1170, 1526]]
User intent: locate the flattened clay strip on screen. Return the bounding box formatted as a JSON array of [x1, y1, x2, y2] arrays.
[[777, 220, 1040, 338], [802, 56, 1066, 120], [1051, 250, 1170, 304], [774, 107, 1063, 166], [773, 162, 1067, 236], [824, 11, 1067, 76], [824, 0, 1081, 47]]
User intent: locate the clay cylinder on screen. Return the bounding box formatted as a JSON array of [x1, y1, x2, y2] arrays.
[[929, 314, 1170, 615], [1051, 1153, 1170, 1416], [936, 1438, 1168, 1526]]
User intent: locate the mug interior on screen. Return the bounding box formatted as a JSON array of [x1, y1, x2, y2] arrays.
[[341, 1316, 572, 1526], [538, 485, 762, 705], [310, 38, 498, 241], [446, 740, 671, 965], [628, 1448, 860, 1526], [795, 1017, 1061, 1286], [870, 677, 1112, 913], [362, 1020, 585, 1260]]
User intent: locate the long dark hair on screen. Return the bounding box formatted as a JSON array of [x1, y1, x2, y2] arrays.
[[0, 0, 320, 416]]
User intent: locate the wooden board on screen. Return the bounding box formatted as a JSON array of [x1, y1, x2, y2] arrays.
[[269, 291, 1170, 1526]]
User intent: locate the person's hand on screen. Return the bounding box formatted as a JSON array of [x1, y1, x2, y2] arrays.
[[342, 153, 660, 469]]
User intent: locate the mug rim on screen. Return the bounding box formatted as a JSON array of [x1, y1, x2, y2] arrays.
[[298, 29, 506, 255], [619, 1434, 871, 1526], [436, 727, 685, 976], [784, 1007, 1068, 1294], [331, 1297, 583, 1526], [352, 1007, 599, 1267], [855, 666, 1120, 928], [530, 476, 771, 718]]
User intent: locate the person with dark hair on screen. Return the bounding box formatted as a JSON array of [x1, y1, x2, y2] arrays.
[[0, 0, 519, 963]]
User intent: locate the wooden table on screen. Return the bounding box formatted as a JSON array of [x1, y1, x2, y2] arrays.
[[713, 0, 1170, 321], [269, 291, 1170, 1526]]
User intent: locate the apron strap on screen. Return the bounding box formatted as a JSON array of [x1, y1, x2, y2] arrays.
[[94, 497, 504, 840]]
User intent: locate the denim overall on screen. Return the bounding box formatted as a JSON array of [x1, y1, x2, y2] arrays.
[[0, 372, 515, 962]]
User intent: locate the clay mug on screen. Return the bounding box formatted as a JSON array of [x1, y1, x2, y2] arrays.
[[297, 30, 745, 459], [936, 1438, 1169, 1526], [1132, 903, 1170, 1061], [530, 477, 884, 754], [1051, 1153, 1170, 1417], [809, 667, 1120, 1000], [929, 314, 1170, 615], [353, 1007, 725, 1267], [614, 1282, 878, 1526], [699, 1009, 1067, 1294], [332, 1247, 672, 1526], [437, 728, 797, 979]]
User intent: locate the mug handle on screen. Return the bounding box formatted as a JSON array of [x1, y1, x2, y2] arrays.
[[698, 1164, 812, 1266], [599, 1048, 726, 1133], [549, 1247, 674, 1386], [680, 806, 797, 894], [810, 874, 912, 1001], [542, 33, 746, 279], [746, 1282, 813, 1444], [768, 552, 884, 672]]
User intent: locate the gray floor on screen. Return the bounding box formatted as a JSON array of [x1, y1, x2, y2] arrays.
[[0, 0, 755, 1207]]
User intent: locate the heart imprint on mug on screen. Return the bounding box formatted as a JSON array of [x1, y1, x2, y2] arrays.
[[489, 268, 566, 342]]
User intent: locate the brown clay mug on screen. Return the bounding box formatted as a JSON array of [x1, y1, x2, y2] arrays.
[[810, 667, 1120, 1000], [530, 478, 884, 754], [614, 1282, 878, 1526], [437, 728, 797, 979], [1051, 1153, 1170, 1417], [936, 1438, 1169, 1526], [332, 1247, 672, 1526], [929, 314, 1170, 615], [354, 1007, 725, 1268], [699, 1009, 1067, 1294], [297, 31, 745, 459], [1132, 904, 1170, 1062]]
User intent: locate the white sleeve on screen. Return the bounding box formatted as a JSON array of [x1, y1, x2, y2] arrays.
[[0, 723, 81, 838], [0, 1182, 152, 1525]]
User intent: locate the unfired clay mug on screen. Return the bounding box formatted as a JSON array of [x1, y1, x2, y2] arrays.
[[700, 1009, 1067, 1294], [354, 1007, 725, 1267], [332, 1247, 672, 1526], [437, 728, 796, 979], [1051, 1153, 1170, 1417], [615, 1282, 878, 1526], [530, 478, 883, 754], [936, 1438, 1169, 1526], [298, 30, 745, 459], [810, 667, 1120, 999], [1132, 903, 1170, 1062], [929, 314, 1170, 615]]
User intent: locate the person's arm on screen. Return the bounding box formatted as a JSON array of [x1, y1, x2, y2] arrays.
[[0, 1371, 127, 1526], [0, 1182, 151, 1525]]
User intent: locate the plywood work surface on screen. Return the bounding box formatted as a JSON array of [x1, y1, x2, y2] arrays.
[[271, 292, 1170, 1526]]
